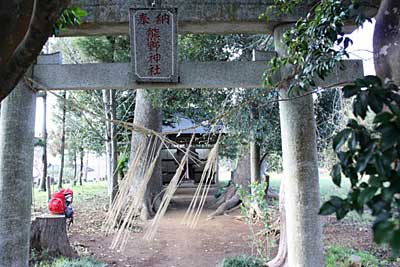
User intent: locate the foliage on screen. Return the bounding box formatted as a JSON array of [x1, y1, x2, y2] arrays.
[[147, 34, 280, 161], [263, 0, 369, 95], [219, 245, 387, 267], [32, 257, 105, 267], [218, 255, 264, 267], [116, 152, 130, 178], [266, 0, 399, 254], [238, 182, 275, 261], [320, 76, 400, 255], [324, 245, 380, 267], [53, 7, 87, 36]]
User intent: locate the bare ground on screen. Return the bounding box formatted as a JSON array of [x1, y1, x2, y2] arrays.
[[67, 193, 394, 267]]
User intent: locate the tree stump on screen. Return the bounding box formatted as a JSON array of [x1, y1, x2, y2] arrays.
[[30, 215, 77, 258]]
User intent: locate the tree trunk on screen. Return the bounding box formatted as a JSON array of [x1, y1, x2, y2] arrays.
[[58, 91, 67, 189], [72, 149, 77, 186], [373, 0, 400, 84], [30, 215, 77, 258], [250, 142, 261, 185], [249, 105, 261, 214], [249, 95, 261, 187], [47, 175, 52, 201], [273, 24, 324, 267], [84, 152, 89, 182], [130, 89, 163, 220], [209, 153, 251, 218], [79, 148, 84, 186], [103, 89, 113, 195], [0, 0, 69, 102], [267, 180, 288, 267], [40, 93, 48, 191], [0, 77, 36, 267], [110, 89, 119, 203]]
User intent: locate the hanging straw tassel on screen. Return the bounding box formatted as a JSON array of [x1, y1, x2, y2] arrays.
[[182, 135, 220, 228], [102, 135, 163, 250], [143, 135, 195, 240]]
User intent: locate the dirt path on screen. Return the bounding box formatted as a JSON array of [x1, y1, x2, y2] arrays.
[[68, 191, 394, 267], [70, 197, 256, 267]]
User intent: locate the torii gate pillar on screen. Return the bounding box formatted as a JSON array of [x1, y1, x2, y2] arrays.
[[274, 24, 324, 267]]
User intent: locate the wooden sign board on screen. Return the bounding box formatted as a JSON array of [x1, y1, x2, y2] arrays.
[[129, 7, 178, 83]]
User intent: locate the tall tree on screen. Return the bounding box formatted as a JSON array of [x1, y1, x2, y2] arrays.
[[74, 36, 130, 201], [110, 89, 119, 202], [39, 93, 48, 191], [58, 91, 67, 188], [0, 78, 36, 267], [78, 148, 84, 186], [130, 89, 163, 220]]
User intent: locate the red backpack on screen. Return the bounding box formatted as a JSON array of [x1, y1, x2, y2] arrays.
[[48, 191, 65, 214], [48, 189, 74, 218]]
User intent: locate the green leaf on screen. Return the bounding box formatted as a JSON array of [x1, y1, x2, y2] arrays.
[[336, 207, 349, 220], [378, 124, 399, 150], [373, 220, 394, 244], [343, 84, 359, 98], [333, 129, 351, 152], [319, 201, 336, 216], [330, 163, 342, 187], [358, 186, 377, 205], [355, 146, 374, 173], [354, 92, 369, 119], [368, 94, 383, 114], [373, 112, 393, 124], [390, 230, 400, 256], [364, 75, 382, 87]]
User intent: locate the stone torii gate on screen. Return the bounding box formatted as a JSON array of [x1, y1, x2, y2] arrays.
[[0, 1, 379, 266]]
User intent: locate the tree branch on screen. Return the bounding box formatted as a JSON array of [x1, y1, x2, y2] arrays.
[[0, 0, 70, 102]]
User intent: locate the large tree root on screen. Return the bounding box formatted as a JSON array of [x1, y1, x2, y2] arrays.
[[30, 215, 77, 258], [267, 181, 288, 267], [208, 194, 241, 218]]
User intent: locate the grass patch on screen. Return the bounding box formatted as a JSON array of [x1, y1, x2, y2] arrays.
[[218, 255, 264, 267], [32, 181, 108, 210], [31, 255, 105, 267], [325, 245, 381, 267], [219, 247, 383, 267]]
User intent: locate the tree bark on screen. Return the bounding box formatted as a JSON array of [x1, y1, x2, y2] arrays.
[[250, 142, 261, 185], [58, 91, 67, 188], [79, 148, 84, 186], [30, 215, 77, 258], [273, 24, 324, 267], [0, 1, 34, 65], [47, 174, 52, 201], [373, 0, 400, 84], [249, 98, 261, 187], [72, 149, 77, 186], [84, 152, 89, 182], [103, 89, 112, 195], [249, 105, 261, 215], [0, 0, 70, 102], [0, 77, 37, 267], [267, 181, 288, 267], [40, 93, 48, 191], [209, 153, 250, 218], [110, 89, 119, 203], [130, 89, 163, 220]]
